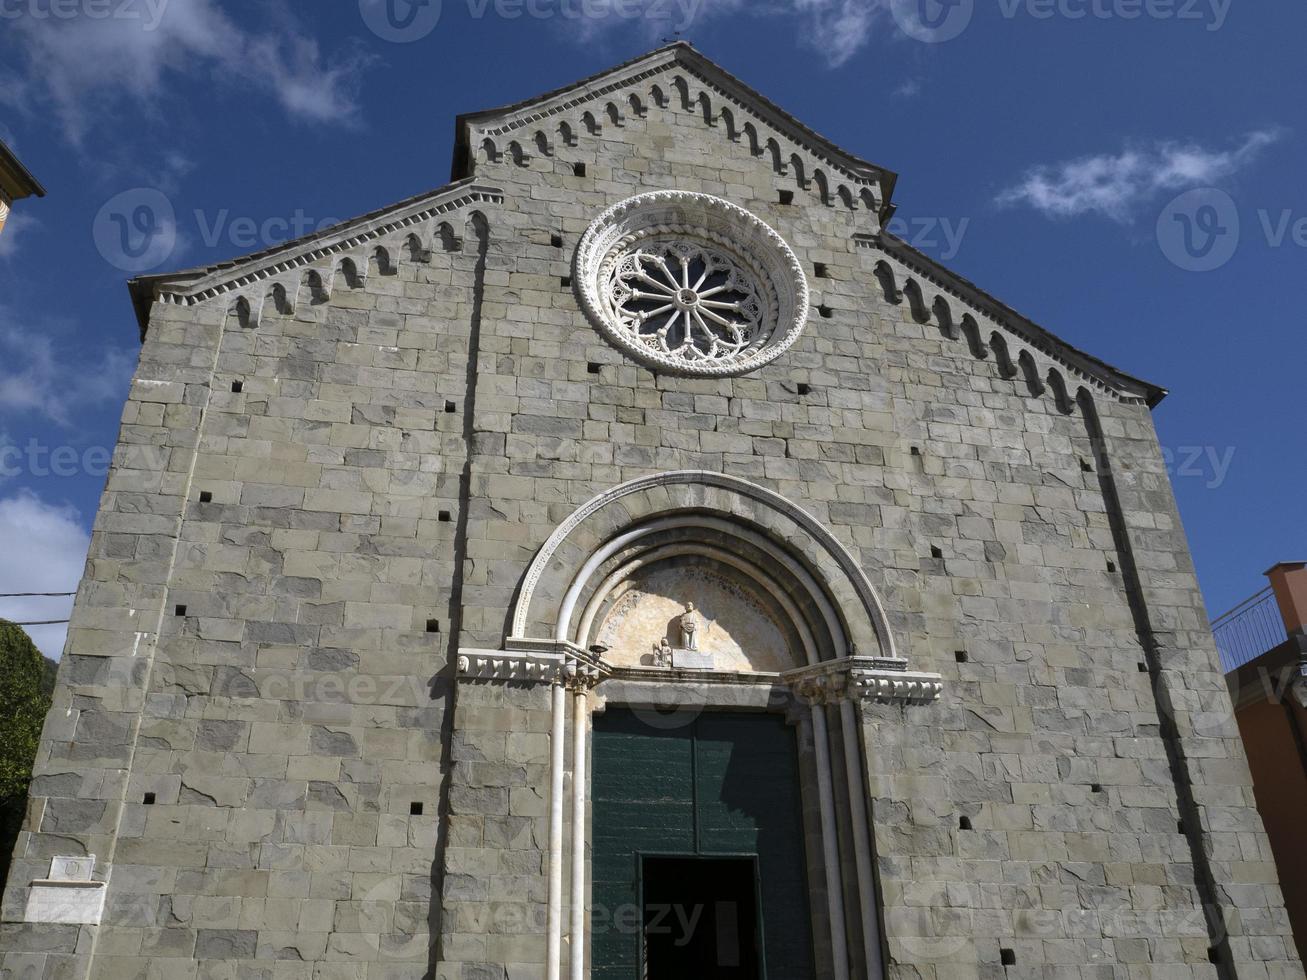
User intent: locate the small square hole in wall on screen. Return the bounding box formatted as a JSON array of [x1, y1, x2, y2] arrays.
[[796, 383, 812, 396], [959, 815, 972, 831], [444, 401, 457, 414], [778, 190, 794, 206], [174, 605, 187, 617], [1080, 457, 1093, 473], [573, 162, 587, 177], [1138, 662, 1149, 673], [1000, 948, 1016, 967], [930, 546, 944, 560], [142, 792, 156, 806], [910, 446, 921, 457], [410, 802, 424, 816], [818, 305, 833, 319], [814, 262, 830, 278], [560, 276, 572, 288], [438, 511, 452, 523], [426, 619, 441, 634], [587, 362, 601, 375], [955, 651, 968, 664], [199, 491, 213, 503], [551, 234, 564, 248], [1091, 783, 1103, 794], [231, 380, 244, 394], [1106, 560, 1117, 573]]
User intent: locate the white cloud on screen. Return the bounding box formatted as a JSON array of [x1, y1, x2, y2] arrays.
[[0, 324, 136, 425], [0, 492, 90, 661], [791, 0, 887, 67], [5, 0, 374, 142], [996, 129, 1283, 222], [569, 0, 738, 41], [572, 0, 889, 68]]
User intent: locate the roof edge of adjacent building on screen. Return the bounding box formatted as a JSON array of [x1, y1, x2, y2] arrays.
[[0, 139, 46, 202]]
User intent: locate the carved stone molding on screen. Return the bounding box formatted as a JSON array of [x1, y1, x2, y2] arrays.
[[785, 657, 944, 707], [456, 644, 607, 689], [510, 470, 898, 662], [849, 670, 944, 706], [462, 644, 943, 707], [574, 191, 809, 377], [457, 651, 561, 684]]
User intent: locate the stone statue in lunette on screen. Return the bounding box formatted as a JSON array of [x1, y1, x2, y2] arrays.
[[651, 602, 713, 670]]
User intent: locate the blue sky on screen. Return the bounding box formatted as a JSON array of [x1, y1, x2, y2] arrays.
[[0, 0, 1303, 658]]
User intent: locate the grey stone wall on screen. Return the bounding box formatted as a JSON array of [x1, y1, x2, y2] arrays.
[[2, 50, 1301, 980], [439, 681, 552, 979]]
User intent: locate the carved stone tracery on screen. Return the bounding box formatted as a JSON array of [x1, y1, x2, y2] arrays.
[[607, 239, 769, 365]]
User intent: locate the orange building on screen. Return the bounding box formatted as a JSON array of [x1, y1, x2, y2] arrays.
[[1215, 562, 1307, 961]]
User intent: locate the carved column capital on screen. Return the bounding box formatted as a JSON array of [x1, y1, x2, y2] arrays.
[[561, 656, 603, 692], [791, 672, 849, 707]]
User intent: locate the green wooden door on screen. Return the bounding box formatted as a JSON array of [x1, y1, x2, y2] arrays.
[[592, 710, 814, 978]]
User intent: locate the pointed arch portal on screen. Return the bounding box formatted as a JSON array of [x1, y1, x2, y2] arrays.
[[455, 471, 943, 980]]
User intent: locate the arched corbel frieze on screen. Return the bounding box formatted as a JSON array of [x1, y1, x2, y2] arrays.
[[859, 251, 1155, 416]]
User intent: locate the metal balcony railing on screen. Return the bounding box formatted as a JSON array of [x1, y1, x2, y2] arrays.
[[1211, 587, 1289, 673]]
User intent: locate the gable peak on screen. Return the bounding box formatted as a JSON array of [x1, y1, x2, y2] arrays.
[[452, 43, 898, 221]]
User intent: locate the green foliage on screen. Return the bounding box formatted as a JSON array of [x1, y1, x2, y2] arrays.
[[40, 654, 58, 698], [0, 620, 52, 801]]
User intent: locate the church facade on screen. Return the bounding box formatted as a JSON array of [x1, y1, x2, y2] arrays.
[[2, 44, 1302, 980]]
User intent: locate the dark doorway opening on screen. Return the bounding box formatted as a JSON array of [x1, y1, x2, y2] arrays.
[[642, 856, 764, 979], [592, 710, 812, 977]]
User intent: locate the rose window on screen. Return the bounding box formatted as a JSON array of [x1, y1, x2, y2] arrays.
[[608, 242, 766, 364], [575, 192, 809, 376]]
